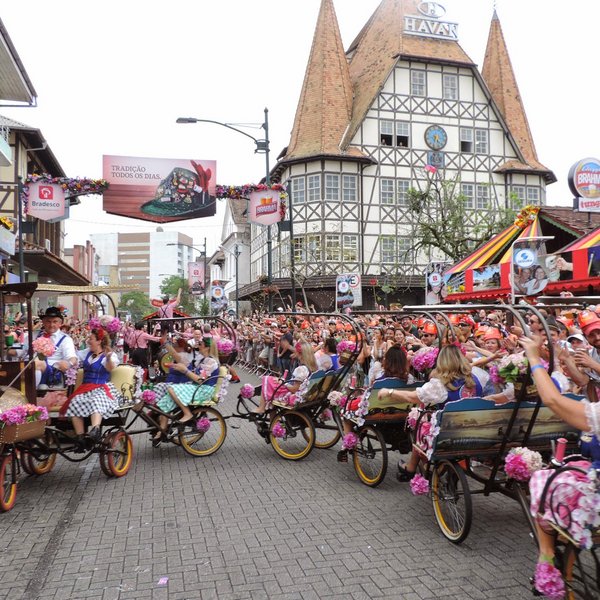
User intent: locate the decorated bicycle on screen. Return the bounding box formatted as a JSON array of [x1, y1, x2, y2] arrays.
[[233, 313, 360, 461]]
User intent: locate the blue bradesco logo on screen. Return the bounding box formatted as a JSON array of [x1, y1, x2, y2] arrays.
[[418, 2, 447, 19]]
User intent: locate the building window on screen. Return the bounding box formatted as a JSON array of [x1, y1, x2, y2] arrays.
[[460, 128, 473, 153], [325, 234, 340, 262], [396, 122, 410, 147], [342, 234, 358, 262], [325, 174, 339, 201], [293, 237, 304, 262], [411, 69, 426, 96], [307, 234, 322, 262], [461, 183, 474, 209], [476, 184, 489, 209], [342, 175, 357, 202], [291, 177, 305, 204], [527, 187, 540, 205], [397, 237, 413, 262], [307, 174, 321, 202], [380, 120, 394, 146], [511, 186, 526, 209], [381, 236, 396, 264], [397, 179, 411, 206], [380, 178, 395, 205], [442, 73, 458, 100], [475, 129, 489, 154]]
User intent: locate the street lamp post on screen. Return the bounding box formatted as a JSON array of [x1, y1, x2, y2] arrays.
[[176, 108, 273, 311]]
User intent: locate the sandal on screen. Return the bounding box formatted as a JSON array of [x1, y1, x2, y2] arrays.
[[337, 450, 348, 463], [397, 465, 416, 482]]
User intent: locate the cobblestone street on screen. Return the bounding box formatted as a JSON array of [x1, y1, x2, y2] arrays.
[[1, 371, 537, 600]]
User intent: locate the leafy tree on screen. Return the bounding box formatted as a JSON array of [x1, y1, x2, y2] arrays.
[[159, 275, 202, 316], [117, 291, 153, 321], [407, 173, 516, 262]]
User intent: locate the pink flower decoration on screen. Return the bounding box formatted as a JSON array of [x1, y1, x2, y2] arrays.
[[240, 384, 255, 399], [32, 337, 56, 358], [196, 417, 211, 433], [217, 339, 234, 354], [320, 409, 333, 421], [271, 422, 286, 438], [488, 365, 504, 386], [534, 562, 565, 600], [141, 390, 157, 404], [410, 474, 430, 496], [88, 317, 102, 330], [342, 432, 358, 450], [504, 453, 530, 481]]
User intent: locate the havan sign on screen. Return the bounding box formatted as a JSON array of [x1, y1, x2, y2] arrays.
[[404, 2, 459, 41]]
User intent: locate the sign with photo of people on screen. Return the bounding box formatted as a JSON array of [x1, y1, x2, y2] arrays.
[[425, 261, 451, 304], [512, 237, 574, 297]]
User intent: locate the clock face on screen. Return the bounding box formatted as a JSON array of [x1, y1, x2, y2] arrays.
[[425, 125, 447, 150]]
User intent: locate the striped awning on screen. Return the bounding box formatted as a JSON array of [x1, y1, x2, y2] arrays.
[[444, 224, 520, 275], [559, 226, 600, 253]]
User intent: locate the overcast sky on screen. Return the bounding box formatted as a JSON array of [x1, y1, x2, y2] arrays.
[[2, 0, 598, 254]]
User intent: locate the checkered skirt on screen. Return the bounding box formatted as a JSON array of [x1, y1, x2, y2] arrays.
[[64, 383, 122, 418], [156, 383, 216, 412]]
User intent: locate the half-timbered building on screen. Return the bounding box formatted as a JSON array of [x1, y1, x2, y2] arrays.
[[244, 0, 555, 309]]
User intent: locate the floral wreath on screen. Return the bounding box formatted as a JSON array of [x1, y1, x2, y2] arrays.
[[0, 216, 14, 231], [21, 173, 109, 215], [513, 205, 540, 229]]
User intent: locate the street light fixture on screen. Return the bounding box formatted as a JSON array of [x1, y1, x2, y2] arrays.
[[176, 108, 273, 311]]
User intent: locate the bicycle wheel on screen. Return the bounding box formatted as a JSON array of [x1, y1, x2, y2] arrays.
[[562, 542, 599, 600], [270, 410, 315, 461], [101, 431, 133, 478], [312, 408, 341, 450], [24, 431, 58, 475], [0, 454, 17, 512], [353, 425, 388, 487], [178, 407, 227, 457], [431, 460, 472, 544]]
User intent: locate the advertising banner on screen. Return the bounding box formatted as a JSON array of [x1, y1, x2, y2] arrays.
[[336, 273, 362, 310], [248, 189, 282, 226], [472, 265, 501, 291], [425, 261, 450, 304], [512, 239, 551, 296], [102, 155, 217, 223], [27, 182, 66, 222], [188, 261, 205, 295], [210, 281, 228, 312]]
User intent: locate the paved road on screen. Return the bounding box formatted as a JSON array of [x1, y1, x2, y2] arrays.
[[0, 369, 537, 600]]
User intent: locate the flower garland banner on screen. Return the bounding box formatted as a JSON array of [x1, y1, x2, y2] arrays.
[[215, 183, 287, 223]]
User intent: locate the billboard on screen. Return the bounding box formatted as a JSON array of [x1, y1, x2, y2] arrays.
[[425, 261, 450, 304], [188, 261, 205, 295], [512, 239, 552, 296], [27, 182, 67, 222], [102, 155, 217, 223], [336, 273, 362, 310], [248, 189, 283, 226]]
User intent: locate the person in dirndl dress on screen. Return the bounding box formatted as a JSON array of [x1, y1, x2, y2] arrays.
[[60, 327, 121, 442]]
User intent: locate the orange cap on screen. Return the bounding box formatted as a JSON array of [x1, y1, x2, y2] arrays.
[[448, 314, 461, 325], [483, 328, 502, 341], [578, 310, 600, 335], [301, 320, 310, 330], [474, 325, 488, 338], [422, 321, 438, 335]]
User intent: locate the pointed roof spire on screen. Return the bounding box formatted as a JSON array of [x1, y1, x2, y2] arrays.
[[282, 0, 355, 162], [341, 0, 474, 149], [482, 10, 555, 180]]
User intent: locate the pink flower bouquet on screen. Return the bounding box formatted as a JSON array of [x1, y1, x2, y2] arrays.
[[141, 389, 157, 405], [0, 404, 48, 427], [240, 384, 255, 399], [337, 340, 357, 354], [504, 447, 542, 482], [533, 562, 565, 600], [32, 337, 56, 359], [271, 422, 286, 438], [196, 417, 211, 433], [410, 474, 429, 496], [217, 339, 234, 355], [411, 347, 439, 373], [341, 432, 358, 450]]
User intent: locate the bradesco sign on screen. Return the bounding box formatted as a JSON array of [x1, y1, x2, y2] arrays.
[[27, 182, 66, 222], [569, 157, 600, 213]]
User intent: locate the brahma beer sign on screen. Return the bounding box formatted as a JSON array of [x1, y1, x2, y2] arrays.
[[569, 157, 600, 213], [27, 182, 66, 222], [248, 189, 282, 226], [102, 155, 217, 223]]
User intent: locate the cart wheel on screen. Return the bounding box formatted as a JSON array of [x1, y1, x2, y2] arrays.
[[353, 425, 388, 487], [431, 460, 472, 544], [101, 431, 133, 478], [25, 450, 56, 476], [0, 454, 17, 512], [270, 410, 315, 461], [20, 452, 34, 475], [178, 408, 227, 457], [312, 408, 341, 450]]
